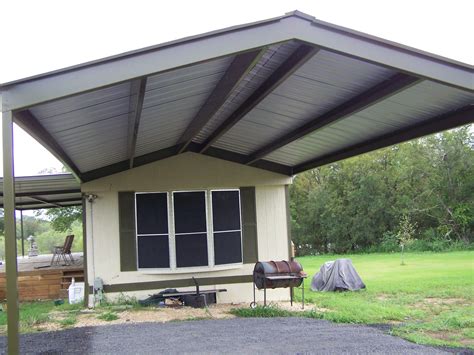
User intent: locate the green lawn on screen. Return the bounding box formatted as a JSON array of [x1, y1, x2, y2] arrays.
[[296, 251, 474, 349]]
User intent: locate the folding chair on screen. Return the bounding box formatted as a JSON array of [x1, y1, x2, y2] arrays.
[[51, 235, 75, 266]]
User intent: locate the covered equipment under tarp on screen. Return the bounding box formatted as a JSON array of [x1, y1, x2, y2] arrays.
[[311, 259, 366, 292]]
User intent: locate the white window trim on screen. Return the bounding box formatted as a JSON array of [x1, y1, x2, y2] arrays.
[[135, 189, 243, 273]]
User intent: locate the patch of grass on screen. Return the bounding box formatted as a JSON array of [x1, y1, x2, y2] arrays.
[[0, 301, 84, 334], [97, 293, 143, 311], [231, 305, 294, 318], [97, 311, 119, 321], [58, 315, 77, 327], [230, 305, 322, 319], [291, 251, 474, 349], [0, 301, 54, 332]]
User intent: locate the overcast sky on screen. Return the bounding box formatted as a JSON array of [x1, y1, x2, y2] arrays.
[[1, 0, 472, 177]]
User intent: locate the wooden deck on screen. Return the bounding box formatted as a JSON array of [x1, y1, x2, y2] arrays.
[[0, 253, 84, 301]]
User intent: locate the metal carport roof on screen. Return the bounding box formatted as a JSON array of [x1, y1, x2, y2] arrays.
[[0, 174, 81, 210], [1, 10, 472, 183]]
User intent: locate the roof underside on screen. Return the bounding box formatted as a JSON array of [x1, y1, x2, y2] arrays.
[[0, 174, 81, 210], [2, 11, 473, 182]]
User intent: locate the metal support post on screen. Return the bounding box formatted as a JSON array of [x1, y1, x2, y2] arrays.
[[263, 283, 266, 307], [302, 283, 305, 310], [20, 211, 24, 258], [3, 108, 20, 355]]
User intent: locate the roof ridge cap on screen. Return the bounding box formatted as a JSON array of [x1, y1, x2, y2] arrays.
[[284, 10, 316, 22]]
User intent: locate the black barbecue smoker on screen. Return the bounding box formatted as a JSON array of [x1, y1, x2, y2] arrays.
[[251, 260, 307, 309]]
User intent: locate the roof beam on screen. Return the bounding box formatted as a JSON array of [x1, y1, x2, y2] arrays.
[[293, 104, 474, 174], [81, 144, 180, 182], [0, 189, 81, 197], [246, 73, 421, 165], [187, 143, 293, 176], [199, 44, 320, 153], [2, 198, 82, 209], [27, 196, 63, 208], [13, 110, 83, 182], [81, 142, 292, 182], [128, 78, 147, 168], [15, 204, 82, 211], [177, 49, 263, 153]]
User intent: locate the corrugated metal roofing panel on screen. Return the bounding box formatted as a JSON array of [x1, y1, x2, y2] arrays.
[[213, 50, 396, 154], [194, 41, 301, 143], [265, 81, 474, 166], [0, 174, 82, 209], [29, 83, 131, 120], [30, 83, 132, 172], [134, 56, 235, 156]]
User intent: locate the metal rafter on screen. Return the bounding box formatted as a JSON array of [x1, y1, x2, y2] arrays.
[[0, 196, 82, 209], [246, 73, 421, 165], [198, 44, 320, 153], [27, 196, 63, 208], [81, 142, 293, 182], [13, 110, 83, 181], [293, 105, 474, 174], [177, 49, 263, 153], [187, 143, 293, 176], [128, 78, 147, 168], [0, 189, 81, 197]]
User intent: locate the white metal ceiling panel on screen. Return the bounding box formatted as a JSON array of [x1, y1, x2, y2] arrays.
[[0, 174, 81, 209], [194, 41, 301, 143], [134, 56, 235, 156], [30, 83, 132, 172], [214, 50, 395, 154]]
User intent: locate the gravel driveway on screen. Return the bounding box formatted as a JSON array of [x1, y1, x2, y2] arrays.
[[0, 318, 450, 354]]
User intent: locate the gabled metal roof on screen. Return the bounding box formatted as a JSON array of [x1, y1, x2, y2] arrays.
[[1, 10, 473, 182], [0, 174, 81, 210]]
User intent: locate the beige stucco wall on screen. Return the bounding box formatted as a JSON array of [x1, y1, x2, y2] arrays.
[[82, 152, 292, 304]]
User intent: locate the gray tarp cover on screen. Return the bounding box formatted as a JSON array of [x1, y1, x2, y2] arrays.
[[311, 259, 366, 291]]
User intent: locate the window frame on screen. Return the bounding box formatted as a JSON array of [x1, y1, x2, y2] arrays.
[[134, 189, 244, 273]]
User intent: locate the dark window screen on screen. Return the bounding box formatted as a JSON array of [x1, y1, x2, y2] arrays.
[[136, 193, 168, 234], [212, 190, 241, 231], [176, 233, 208, 267], [173, 192, 207, 234], [137, 235, 170, 268], [214, 231, 242, 265]]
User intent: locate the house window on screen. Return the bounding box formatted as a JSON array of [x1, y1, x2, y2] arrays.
[[173, 191, 208, 267], [135, 189, 242, 270], [211, 190, 242, 265], [135, 192, 170, 268]]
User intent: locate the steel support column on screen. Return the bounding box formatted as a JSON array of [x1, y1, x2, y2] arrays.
[[20, 211, 24, 258], [2, 109, 19, 355]]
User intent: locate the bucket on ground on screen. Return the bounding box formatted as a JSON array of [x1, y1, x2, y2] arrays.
[[68, 277, 84, 304]]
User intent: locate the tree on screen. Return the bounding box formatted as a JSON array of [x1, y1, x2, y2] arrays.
[[397, 215, 417, 265], [44, 206, 82, 232], [289, 125, 473, 255]]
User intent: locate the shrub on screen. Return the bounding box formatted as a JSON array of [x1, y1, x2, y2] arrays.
[[379, 232, 399, 253]]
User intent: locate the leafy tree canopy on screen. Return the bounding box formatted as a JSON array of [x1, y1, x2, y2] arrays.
[[290, 125, 473, 255]]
